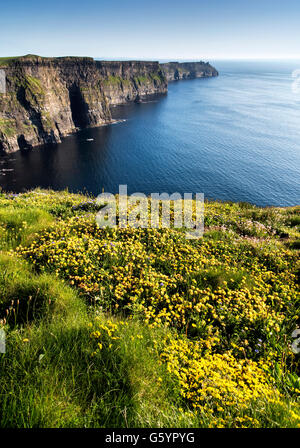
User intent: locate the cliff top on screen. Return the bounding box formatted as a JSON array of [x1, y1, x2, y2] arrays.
[[161, 61, 210, 65], [0, 55, 162, 67], [0, 55, 96, 67], [0, 55, 217, 68]]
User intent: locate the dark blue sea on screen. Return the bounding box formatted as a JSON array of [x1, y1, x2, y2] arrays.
[[1, 60, 300, 206]]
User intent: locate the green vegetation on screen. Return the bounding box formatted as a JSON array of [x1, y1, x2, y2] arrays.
[[0, 189, 299, 428], [101, 76, 134, 89], [103, 74, 161, 87], [134, 73, 164, 85], [0, 118, 17, 138], [0, 55, 42, 67], [40, 111, 54, 131], [150, 73, 163, 82], [0, 57, 20, 67], [18, 75, 46, 108], [134, 75, 151, 85], [101, 76, 131, 87], [24, 75, 45, 96], [102, 75, 123, 86]]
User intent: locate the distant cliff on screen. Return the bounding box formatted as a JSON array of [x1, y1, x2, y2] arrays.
[[0, 55, 217, 153], [161, 61, 218, 81]]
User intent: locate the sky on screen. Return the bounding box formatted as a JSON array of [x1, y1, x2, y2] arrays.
[[1, 0, 300, 60]]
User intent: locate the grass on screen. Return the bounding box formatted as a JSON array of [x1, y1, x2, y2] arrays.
[[0, 252, 79, 324], [102, 76, 132, 87], [0, 189, 299, 428], [0, 205, 54, 249], [134, 76, 151, 85], [0, 55, 41, 67], [0, 305, 194, 427], [102, 75, 160, 87], [0, 57, 20, 67], [24, 75, 45, 96], [0, 119, 17, 138], [102, 76, 123, 86]]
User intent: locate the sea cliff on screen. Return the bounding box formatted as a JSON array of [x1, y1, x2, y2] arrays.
[[161, 61, 218, 81], [0, 55, 217, 153]]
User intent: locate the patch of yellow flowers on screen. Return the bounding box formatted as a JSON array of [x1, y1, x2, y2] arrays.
[[159, 335, 274, 411], [89, 318, 300, 428], [17, 214, 299, 358]]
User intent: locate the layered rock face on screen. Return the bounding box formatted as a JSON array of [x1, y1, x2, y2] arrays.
[[161, 61, 218, 81], [97, 60, 166, 105], [0, 56, 167, 153], [0, 56, 217, 153]]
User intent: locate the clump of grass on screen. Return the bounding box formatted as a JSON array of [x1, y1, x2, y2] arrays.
[[0, 253, 79, 324], [0, 119, 17, 138], [0, 206, 54, 250], [0, 297, 192, 427], [0, 56, 21, 67]]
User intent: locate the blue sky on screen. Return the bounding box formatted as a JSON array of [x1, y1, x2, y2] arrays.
[[1, 0, 300, 60]]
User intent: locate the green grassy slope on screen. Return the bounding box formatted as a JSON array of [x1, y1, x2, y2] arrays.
[[0, 189, 299, 428]]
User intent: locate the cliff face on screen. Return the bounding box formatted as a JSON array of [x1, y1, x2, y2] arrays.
[[161, 61, 218, 81], [0, 56, 167, 153], [0, 56, 217, 153], [96, 61, 166, 105]]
